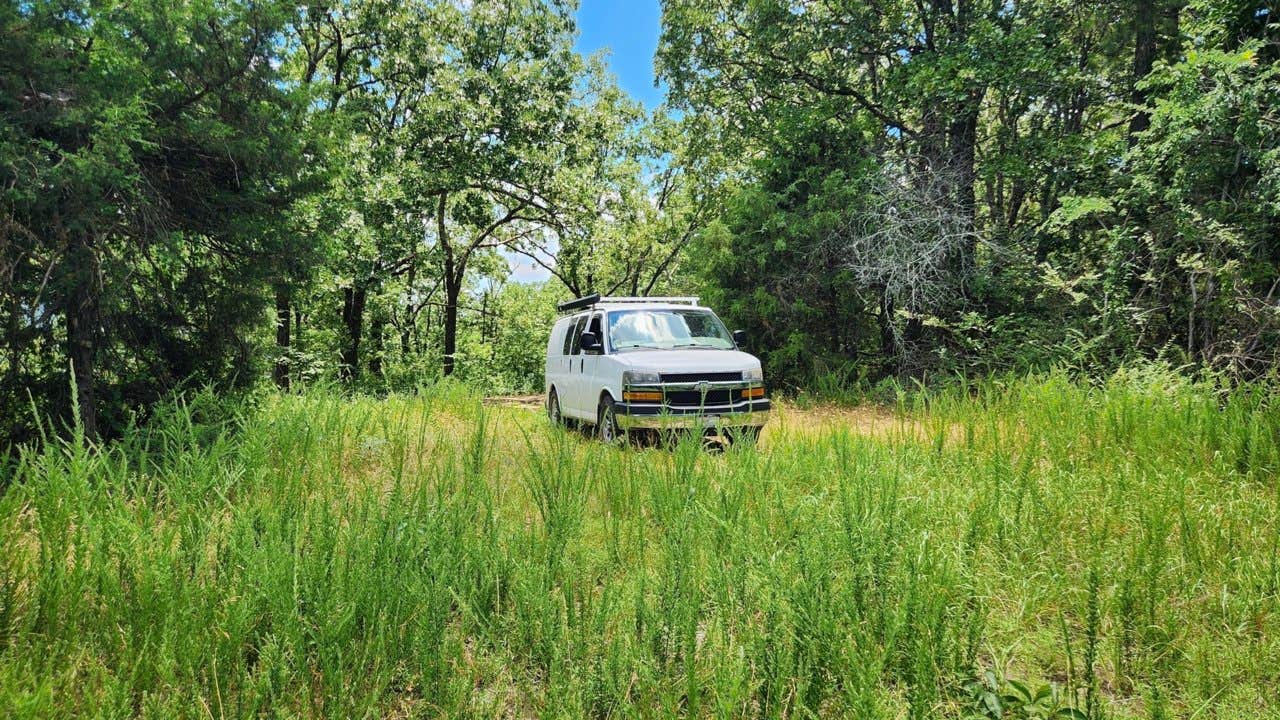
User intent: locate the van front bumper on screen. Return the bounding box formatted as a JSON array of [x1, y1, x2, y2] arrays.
[[614, 400, 771, 430]]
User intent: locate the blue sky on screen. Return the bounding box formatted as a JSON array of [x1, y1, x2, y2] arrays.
[[574, 0, 666, 110]]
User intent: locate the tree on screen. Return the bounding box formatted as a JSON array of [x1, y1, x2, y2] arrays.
[[512, 107, 722, 300], [264, 0, 651, 385], [271, 1, 387, 389], [831, 159, 982, 367], [391, 0, 638, 377], [659, 0, 1280, 379], [1, 0, 308, 439]]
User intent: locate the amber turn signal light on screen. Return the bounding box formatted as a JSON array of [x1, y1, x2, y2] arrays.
[[623, 390, 663, 402], [742, 387, 765, 399]]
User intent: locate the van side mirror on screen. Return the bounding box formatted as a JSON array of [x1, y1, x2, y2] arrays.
[[732, 329, 748, 346], [580, 331, 602, 353]]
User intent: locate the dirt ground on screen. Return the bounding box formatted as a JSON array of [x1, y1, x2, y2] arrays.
[[482, 394, 914, 442]]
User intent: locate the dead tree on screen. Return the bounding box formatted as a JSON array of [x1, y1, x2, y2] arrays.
[[829, 159, 981, 372]]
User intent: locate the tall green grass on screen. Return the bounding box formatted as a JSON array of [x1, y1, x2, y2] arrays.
[[1, 370, 1277, 718]]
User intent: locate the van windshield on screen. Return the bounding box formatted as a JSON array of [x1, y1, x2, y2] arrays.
[[607, 309, 735, 351]]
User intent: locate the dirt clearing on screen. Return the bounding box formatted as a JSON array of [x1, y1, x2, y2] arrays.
[[483, 394, 914, 442]]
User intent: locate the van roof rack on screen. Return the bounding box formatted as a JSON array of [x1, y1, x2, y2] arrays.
[[556, 293, 601, 312], [556, 294, 700, 313], [602, 296, 700, 305]]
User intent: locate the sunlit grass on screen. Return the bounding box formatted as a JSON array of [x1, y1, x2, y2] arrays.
[[1, 370, 1277, 718]]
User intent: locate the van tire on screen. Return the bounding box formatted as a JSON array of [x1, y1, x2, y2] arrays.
[[548, 388, 567, 427], [597, 395, 623, 444], [727, 425, 762, 446]]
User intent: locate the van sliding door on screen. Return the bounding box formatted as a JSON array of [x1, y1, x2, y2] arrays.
[[576, 312, 605, 420], [563, 314, 588, 418]]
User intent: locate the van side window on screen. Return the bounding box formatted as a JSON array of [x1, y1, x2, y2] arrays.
[[561, 318, 576, 356], [567, 315, 587, 355], [586, 313, 603, 350]]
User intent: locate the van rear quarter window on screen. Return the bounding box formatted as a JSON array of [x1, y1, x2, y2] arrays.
[[560, 319, 574, 356], [567, 315, 586, 355]]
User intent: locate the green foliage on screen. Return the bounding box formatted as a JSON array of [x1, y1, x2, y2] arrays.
[[2, 373, 1279, 716], [5, 0, 1280, 446], [1, 0, 309, 440], [659, 0, 1280, 383], [1, 0, 667, 440], [966, 669, 1085, 720], [405, 280, 566, 394], [268, 0, 655, 389], [689, 122, 882, 389]]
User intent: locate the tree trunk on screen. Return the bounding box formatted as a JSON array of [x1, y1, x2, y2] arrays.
[[340, 284, 366, 383], [879, 290, 897, 360], [901, 315, 925, 377], [400, 319, 412, 359], [436, 192, 460, 378], [274, 287, 291, 390], [401, 263, 416, 358], [949, 102, 980, 228], [948, 92, 983, 278], [442, 274, 460, 377], [369, 308, 385, 378], [66, 235, 98, 439], [1129, 0, 1157, 139]]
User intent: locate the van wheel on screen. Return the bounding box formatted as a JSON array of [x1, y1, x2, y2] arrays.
[[548, 388, 566, 427], [598, 395, 623, 445], [727, 425, 762, 446]]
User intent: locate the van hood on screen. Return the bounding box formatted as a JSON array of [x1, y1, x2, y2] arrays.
[[612, 349, 761, 374]]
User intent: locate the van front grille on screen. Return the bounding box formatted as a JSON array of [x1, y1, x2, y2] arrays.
[[665, 389, 736, 406], [659, 372, 743, 383]]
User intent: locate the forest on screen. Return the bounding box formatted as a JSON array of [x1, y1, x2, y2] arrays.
[[2, 1, 1280, 718], [2, 0, 1276, 441]]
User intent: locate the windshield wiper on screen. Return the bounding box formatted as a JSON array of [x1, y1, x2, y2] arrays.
[[616, 344, 667, 352]]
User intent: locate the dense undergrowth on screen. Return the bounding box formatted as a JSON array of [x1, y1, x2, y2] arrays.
[[1, 371, 1278, 718]]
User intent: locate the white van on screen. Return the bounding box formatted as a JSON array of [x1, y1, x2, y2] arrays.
[[544, 295, 770, 444]]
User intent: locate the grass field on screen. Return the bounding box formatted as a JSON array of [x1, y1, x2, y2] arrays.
[[1, 370, 1279, 719]]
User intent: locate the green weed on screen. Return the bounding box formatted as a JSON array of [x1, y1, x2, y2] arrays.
[[0, 370, 1277, 718]]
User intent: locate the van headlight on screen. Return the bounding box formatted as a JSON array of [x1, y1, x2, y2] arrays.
[[623, 369, 660, 385], [743, 366, 763, 382]]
